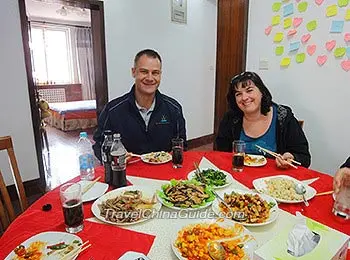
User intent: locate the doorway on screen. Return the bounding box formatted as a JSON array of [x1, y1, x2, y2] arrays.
[[18, 0, 108, 190]]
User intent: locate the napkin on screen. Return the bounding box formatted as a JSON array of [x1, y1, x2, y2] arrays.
[[287, 212, 320, 257], [198, 157, 220, 171]]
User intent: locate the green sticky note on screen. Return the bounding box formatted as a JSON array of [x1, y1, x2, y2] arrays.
[[346, 9, 350, 20], [338, 0, 349, 7], [275, 46, 284, 56], [274, 32, 284, 43], [307, 20, 317, 31], [326, 4, 338, 17], [272, 15, 281, 26], [334, 47, 346, 57], [296, 53, 306, 63], [280, 57, 291, 67], [284, 18, 292, 29], [298, 2, 308, 12], [272, 2, 282, 11]]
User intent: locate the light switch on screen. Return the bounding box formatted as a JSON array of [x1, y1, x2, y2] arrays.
[[259, 59, 269, 70]]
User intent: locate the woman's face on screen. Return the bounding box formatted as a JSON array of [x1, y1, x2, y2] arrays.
[[234, 80, 263, 115]]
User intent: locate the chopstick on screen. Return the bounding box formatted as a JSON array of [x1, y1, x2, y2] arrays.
[[255, 145, 299, 169], [129, 153, 142, 158], [315, 191, 334, 196], [82, 176, 101, 195], [60, 240, 91, 260]]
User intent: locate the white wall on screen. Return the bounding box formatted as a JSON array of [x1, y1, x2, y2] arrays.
[[247, 1, 350, 174], [103, 0, 217, 139], [0, 0, 39, 184]]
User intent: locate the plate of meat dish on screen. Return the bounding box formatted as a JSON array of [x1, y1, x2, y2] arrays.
[[141, 151, 172, 164], [244, 154, 267, 167]]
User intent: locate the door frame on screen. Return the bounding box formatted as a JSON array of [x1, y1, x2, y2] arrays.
[[18, 0, 108, 189]]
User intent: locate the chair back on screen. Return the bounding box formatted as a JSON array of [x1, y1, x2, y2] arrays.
[[298, 120, 304, 129], [0, 136, 28, 229]]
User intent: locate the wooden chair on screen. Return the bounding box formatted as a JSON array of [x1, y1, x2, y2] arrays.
[[298, 120, 305, 129], [0, 136, 28, 230]]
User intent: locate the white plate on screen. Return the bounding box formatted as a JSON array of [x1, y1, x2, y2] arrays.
[[211, 189, 279, 227], [171, 218, 258, 260], [253, 175, 317, 203], [5, 231, 82, 260], [157, 180, 215, 211], [187, 169, 233, 189], [141, 151, 172, 164], [244, 154, 267, 167], [91, 185, 162, 226], [79, 180, 109, 202]]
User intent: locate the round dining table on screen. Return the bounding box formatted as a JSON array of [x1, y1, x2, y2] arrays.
[[0, 151, 349, 259]]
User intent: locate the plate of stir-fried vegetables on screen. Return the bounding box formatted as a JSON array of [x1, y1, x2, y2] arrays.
[[91, 185, 162, 225], [187, 168, 233, 189]]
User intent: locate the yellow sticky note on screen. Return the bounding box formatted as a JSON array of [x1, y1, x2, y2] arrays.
[[275, 46, 284, 56], [338, 0, 349, 7], [298, 2, 308, 12], [334, 47, 346, 57], [272, 15, 281, 26], [272, 2, 282, 12], [296, 53, 306, 63], [284, 18, 292, 29], [274, 32, 284, 43], [307, 20, 317, 31], [280, 57, 291, 67], [345, 9, 350, 20], [326, 5, 338, 17]]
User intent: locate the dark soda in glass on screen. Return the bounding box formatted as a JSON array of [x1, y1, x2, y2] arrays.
[[233, 153, 244, 172], [172, 146, 183, 165], [62, 199, 84, 230]]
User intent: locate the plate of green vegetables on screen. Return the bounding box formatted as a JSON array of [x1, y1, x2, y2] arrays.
[[187, 168, 233, 189]]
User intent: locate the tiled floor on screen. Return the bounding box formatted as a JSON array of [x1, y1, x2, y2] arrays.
[[43, 126, 214, 190]]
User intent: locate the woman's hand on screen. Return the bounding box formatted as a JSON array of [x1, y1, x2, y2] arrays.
[[334, 167, 350, 194], [275, 152, 294, 169]]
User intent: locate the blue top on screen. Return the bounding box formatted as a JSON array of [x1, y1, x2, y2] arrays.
[[240, 105, 277, 155]]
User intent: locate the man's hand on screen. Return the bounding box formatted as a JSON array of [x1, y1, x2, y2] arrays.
[[334, 167, 350, 194], [276, 152, 294, 169]]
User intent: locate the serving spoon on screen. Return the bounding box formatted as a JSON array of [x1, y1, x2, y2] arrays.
[[295, 183, 309, 206], [207, 236, 253, 260]]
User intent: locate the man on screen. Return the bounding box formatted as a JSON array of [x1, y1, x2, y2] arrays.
[[93, 49, 187, 161], [334, 156, 350, 194]]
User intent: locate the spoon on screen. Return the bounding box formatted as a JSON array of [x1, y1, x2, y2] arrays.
[[295, 183, 309, 206], [207, 241, 225, 260]]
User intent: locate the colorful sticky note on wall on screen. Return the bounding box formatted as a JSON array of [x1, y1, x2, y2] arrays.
[[298, 2, 308, 12], [345, 33, 350, 42], [334, 47, 346, 57], [341, 60, 350, 72], [289, 41, 300, 52], [280, 57, 291, 67], [272, 15, 281, 26], [274, 32, 284, 42], [326, 5, 338, 17], [284, 18, 292, 29], [283, 3, 294, 16], [275, 46, 285, 56], [296, 53, 306, 63], [338, 0, 349, 7], [330, 21, 344, 33], [293, 17, 303, 27], [307, 20, 318, 31], [346, 47, 350, 58], [272, 2, 282, 11], [345, 9, 350, 20]]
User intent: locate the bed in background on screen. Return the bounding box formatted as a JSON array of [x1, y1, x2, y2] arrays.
[[38, 84, 97, 131]]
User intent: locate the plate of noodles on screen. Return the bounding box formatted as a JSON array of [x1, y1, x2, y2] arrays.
[[253, 175, 316, 203], [141, 151, 172, 164], [91, 185, 162, 225], [172, 218, 257, 260]]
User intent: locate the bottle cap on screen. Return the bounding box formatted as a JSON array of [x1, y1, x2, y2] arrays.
[[80, 132, 88, 138], [113, 133, 121, 139], [103, 130, 112, 136]]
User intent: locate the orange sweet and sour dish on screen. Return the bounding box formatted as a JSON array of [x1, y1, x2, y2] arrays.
[[13, 241, 46, 260], [174, 222, 249, 260]]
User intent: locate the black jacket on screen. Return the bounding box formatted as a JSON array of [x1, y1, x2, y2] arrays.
[[93, 86, 187, 161], [215, 103, 311, 168], [341, 157, 350, 168]]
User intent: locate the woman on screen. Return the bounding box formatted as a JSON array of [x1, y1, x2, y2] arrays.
[[334, 156, 350, 194], [215, 71, 311, 168]]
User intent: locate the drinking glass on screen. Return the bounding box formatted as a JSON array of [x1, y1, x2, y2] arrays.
[[172, 138, 184, 168], [333, 179, 350, 220], [232, 140, 245, 172], [60, 183, 84, 233]]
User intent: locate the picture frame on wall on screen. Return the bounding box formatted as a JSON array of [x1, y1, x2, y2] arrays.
[[171, 0, 187, 24]]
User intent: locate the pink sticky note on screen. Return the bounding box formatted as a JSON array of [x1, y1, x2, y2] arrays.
[[307, 44, 316, 56], [288, 29, 297, 36], [293, 17, 303, 28], [265, 26, 272, 36], [317, 55, 327, 66], [341, 60, 350, 71], [296, 0, 301, 2], [326, 40, 336, 51], [344, 33, 350, 42], [301, 34, 311, 43], [315, 0, 324, 6]]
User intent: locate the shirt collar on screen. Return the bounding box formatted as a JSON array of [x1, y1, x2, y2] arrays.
[[135, 97, 156, 113]]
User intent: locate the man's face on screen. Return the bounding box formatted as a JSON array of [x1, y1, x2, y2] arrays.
[[132, 55, 162, 96]]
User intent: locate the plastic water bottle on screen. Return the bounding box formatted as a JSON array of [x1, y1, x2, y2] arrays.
[[77, 132, 95, 180], [101, 130, 113, 183], [110, 133, 127, 188]]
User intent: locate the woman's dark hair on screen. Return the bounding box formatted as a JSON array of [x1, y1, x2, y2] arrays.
[[226, 71, 273, 116]]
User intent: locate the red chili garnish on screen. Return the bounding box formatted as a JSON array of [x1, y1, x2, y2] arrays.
[[47, 242, 65, 249]]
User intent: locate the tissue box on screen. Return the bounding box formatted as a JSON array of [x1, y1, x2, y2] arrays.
[[254, 218, 349, 260]]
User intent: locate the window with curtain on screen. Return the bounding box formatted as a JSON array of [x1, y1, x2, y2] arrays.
[[31, 26, 75, 84]]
